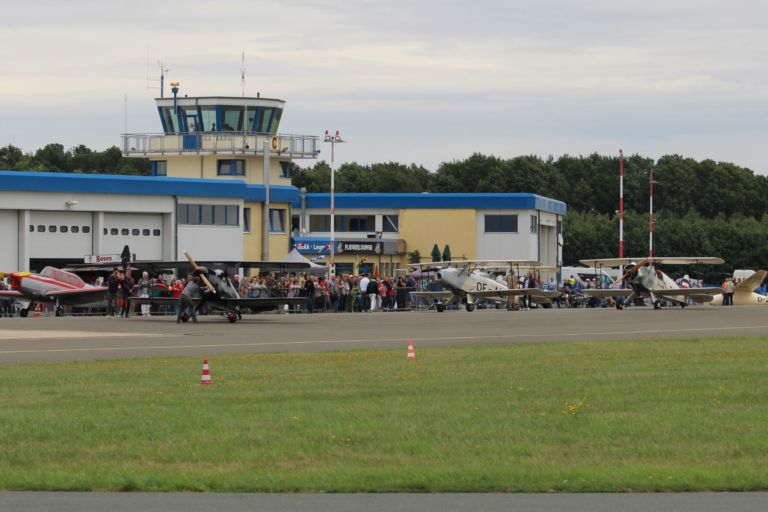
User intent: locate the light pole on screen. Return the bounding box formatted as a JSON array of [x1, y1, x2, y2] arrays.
[[324, 129, 346, 276]]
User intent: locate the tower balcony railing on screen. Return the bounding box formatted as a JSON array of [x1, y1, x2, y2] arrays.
[[121, 132, 320, 159]]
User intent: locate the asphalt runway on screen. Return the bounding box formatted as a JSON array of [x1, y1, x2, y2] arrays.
[[1, 305, 767, 364]]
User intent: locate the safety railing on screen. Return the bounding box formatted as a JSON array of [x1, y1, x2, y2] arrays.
[[121, 132, 320, 159]]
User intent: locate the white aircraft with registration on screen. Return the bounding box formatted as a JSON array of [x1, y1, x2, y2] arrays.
[[578, 257, 725, 309], [409, 260, 561, 312], [0, 267, 108, 317], [708, 270, 768, 306]]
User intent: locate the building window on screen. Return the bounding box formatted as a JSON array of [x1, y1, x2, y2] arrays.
[[71, 226, 80, 233], [37, 225, 45, 233], [309, 215, 330, 232], [103, 228, 108, 235], [151, 160, 167, 176], [243, 208, 251, 233], [530, 215, 538, 234], [143, 229, 150, 236], [49, 225, 57, 233], [83, 226, 90, 234], [345, 216, 375, 232], [485, 215, 518, 233], [226, 205, 239, 226], [202, 205, 214, 225], [111, 228, 118, 235], [269, 209, 285, 233], [291, 214, 300, 234], [153, 229, 161, 236], [132, 228, 140, 236], [60, 226, 69, 233], [217, 159, 245, 176], [29, 225, 34, 232], [177, 204, 239, 226], [121, 228, 129, 236], [383, 215, 399, 233], [279, 161, 291, 178]]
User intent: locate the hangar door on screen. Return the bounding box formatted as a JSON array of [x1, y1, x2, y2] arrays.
[[102, 213, 164, 260], [0, 210, 19, 270], [29, 211, 94, 261]]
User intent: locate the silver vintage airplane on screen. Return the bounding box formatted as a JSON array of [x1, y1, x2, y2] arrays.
[[578, 257, 725, 309], [409, 260, 561, 312]]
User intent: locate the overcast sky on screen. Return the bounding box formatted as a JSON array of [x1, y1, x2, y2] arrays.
[[1, 0, 766, 172]]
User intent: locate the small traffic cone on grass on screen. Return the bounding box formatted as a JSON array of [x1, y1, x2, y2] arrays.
[[406, 340, 416, 360], [200, 358, 212, 385]]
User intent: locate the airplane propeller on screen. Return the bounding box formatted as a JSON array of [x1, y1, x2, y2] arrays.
[[613, 259, 650, 285], [183, 251, 216, 293]]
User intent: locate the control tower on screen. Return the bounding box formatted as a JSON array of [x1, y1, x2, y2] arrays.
[[121, 82, 319, 186]]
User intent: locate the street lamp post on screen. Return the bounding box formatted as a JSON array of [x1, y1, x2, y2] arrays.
[[324, 130, 346, 277]]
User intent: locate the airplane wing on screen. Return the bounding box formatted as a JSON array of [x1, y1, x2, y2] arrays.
[[736, 270, 767, 292], [647, 257, 725, 265], [579, 257, 725, 267], [43, 287, 109, 305], [0, 290, 23, 301], [409, 291, 453, 300], [471, 288, 561, 299], [131, 296, 308, 311], [652, 287, 722, 298], [581, 289, 633, 298], [64, 260, 312, 273]]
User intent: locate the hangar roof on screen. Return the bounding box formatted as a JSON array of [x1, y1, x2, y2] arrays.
[[298, 193, 567, 215], [0, 171, 299, 203]]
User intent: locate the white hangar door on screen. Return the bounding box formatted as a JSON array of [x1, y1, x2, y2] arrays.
[[0, 210, 19, 270], [102, 213, 163, 260], [29, 211, 94, 260]]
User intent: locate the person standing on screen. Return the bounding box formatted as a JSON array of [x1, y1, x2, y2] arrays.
[[359, 273, 370, 312], [724, 277, 736, 306], [177, 276, 202, 323], [106, 268, 119, 317], [137, 271, 152, 317]]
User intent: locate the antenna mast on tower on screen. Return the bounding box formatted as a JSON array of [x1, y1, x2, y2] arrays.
[[146, 54, 170, 98], [240, 52, 246, 97]]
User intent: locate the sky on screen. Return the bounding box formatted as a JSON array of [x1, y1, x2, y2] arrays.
[[1, 0, 766, 172]]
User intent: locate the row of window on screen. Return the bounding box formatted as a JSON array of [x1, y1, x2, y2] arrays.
[[30, 225, 91, 234], [308, 215, 400, 233], [104, 228, 161, 237], [484, 215, 538, 234], [151, 160, 292, 178], [28, 225, 160, 236], [177, 204, 240, 226]]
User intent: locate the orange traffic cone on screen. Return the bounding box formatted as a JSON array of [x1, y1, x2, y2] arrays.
[[200, 359, 212, 385], [406, 340, 416, 360]]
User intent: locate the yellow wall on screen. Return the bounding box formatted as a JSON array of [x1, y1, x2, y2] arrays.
[[242, 201, 292, 263], [155, 155, 293, 186], [398, 209, 476, 262]]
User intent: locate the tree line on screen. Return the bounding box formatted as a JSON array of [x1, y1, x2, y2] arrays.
[[3, 143, 767, 277], [0, 143, 149, 175]]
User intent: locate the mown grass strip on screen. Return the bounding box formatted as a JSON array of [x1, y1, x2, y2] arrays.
[[0, 337, 767, 492]]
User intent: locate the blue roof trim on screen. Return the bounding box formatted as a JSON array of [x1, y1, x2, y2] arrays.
[[245, 184, 300, 203], [0, 171, 300, 202], [297, 193, 566, 214]]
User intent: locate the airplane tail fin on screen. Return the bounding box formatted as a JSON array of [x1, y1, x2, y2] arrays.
[[735, 270, 767, 292]]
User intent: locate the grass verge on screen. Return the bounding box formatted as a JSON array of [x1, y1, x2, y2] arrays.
[[1, 337, 767, 491]]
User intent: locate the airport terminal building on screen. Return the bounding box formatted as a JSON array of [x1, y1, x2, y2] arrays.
[[0, 87, 566, 275]]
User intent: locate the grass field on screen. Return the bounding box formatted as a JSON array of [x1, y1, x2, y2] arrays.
[[1, 337, 767, 492]]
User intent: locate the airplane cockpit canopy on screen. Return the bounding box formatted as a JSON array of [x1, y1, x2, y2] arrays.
[[40, 267, 85, 288]]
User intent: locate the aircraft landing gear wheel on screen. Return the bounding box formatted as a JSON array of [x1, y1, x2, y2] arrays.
[[20, 308, 29, 318], [465, 303, 475, 312], [436, 303, 446, 313], [227, 312, 238, 323], [55, 307, 65, 317]]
